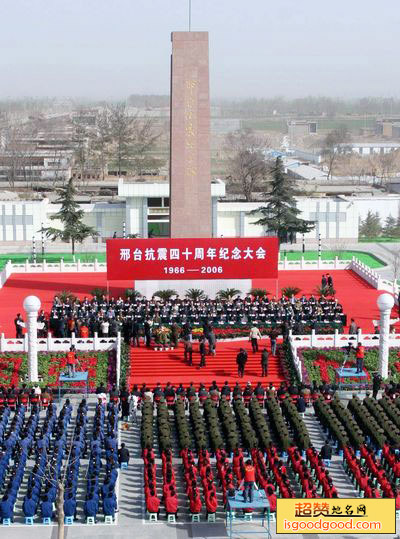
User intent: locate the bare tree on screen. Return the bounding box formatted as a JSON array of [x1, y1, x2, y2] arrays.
[[321, 126, 351, 179], [50, 149, 68, 187], [108, 103, 162, 177], [90, 109, 112, 181], [0, 124, 31, 188], [72, 123, 90, 184], [331, 238, 350, 259], [109, 104, 131, 176], [224, 128, 271, 201], [370, 150, 400, 189], [129, 115, 162, 177]]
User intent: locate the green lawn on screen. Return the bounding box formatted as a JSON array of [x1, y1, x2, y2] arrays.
[[359, 237, 400, 243], [0, 252, 106, 271], [281, 250, 384, 269]]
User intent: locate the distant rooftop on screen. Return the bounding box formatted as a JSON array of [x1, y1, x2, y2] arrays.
[[339, 141, 400, 148]]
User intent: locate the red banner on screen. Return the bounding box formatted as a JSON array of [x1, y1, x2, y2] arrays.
[[107, 237, 278, 281]]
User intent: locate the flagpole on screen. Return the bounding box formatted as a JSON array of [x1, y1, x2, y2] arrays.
[[189, 0, 192, 31]]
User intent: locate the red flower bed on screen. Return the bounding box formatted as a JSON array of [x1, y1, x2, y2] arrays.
[[0, 357, 23, 387], [313, 355, 340, 384], [313, 353, 371, 384], [47, 356, 98, 389]]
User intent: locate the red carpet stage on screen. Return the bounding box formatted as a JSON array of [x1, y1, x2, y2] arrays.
[[0, 269, 392, 336], [127, 340, 286, 389], [0, 269, 396, 388]]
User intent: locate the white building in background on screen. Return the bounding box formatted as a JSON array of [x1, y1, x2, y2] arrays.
[[216, 198, 358, 241], [338, 142, 400, 156], [0, 180, 397, 244]]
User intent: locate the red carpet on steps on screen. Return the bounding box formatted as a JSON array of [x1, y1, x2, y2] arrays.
[[128, 340, 286, 390]]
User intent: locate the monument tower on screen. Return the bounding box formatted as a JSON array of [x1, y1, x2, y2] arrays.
[[169, 31, 212, 238]]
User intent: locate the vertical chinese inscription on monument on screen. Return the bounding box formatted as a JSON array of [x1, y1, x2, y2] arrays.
[[170, 32, 211, 238], [184, 79, 198, 177]]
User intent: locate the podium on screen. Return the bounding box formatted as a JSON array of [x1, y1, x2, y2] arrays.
[[58, 371, 89, 400], [335, 367, 368, 390], [226, 490, 271, 539]]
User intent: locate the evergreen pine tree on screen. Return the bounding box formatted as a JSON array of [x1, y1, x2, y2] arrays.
[[41, 179, 98, 254], [251, 157, 314, 243], [383, 215, 397, 237], [359, 210, 382, 238]]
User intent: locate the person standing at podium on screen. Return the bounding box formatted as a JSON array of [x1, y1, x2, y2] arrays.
[[242, 459, 256, 503], [355, 343, 365, 373], [66, 345, 78, 377]]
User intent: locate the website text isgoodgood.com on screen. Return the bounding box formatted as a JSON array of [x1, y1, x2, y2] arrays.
[[283, 518, 381, 532]]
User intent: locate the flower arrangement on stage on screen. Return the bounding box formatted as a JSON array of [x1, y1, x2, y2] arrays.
[[192, 327, 204, 336], [154, 326, 171, 345], [187, 324, 343, 340]]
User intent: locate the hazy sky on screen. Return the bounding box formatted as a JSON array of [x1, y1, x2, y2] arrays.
[[1, 0, 399, 100]]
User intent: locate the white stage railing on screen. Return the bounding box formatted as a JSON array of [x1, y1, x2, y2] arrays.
[[278, 256, 350, 271], [0, 259, 106, 289], [0, 332, 118, 353], [0, 256, 393, 290]]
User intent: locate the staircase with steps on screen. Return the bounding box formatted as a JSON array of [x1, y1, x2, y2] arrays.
[[303, 411, 359, 498], [129, 340, 286, 388]]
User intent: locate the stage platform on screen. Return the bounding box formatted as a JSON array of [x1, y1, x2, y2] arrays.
[[58, 371, 89, 399], [226, 489, 271, 539], [128, 340, 286, 390], [335, 367, 368, 389], [0, 269, 392, 336]]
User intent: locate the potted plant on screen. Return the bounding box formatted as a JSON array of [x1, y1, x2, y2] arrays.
[[217, 288, 242, 301], [315, 285, 336, 298], [125, 289, 142, 300], [90, 287, 107, 301], [56, 290, 77, 303], [281, 286, 302, 298], [249, 288, 269, 299], [153, 289, 178, 301], [185, 288, 206, 301]]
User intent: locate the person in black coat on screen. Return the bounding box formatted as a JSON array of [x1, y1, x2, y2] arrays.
[[236, 348, 248, 378], [131, 321, 140, 347], [119, 386, 130, 420], [144, 319, 152, 347], [118, 443, 130, 465], [321, 274, 327, 289], [372, 373, 382, 399], [261, 348, 269, 377], [199, 337, 207, 367], [320, 441, 332, 461], [296, 395, 306, 414]]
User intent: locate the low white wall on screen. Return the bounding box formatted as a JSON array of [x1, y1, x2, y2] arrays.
[[279, 256, 350, 271], [0, 332, 118, 353]]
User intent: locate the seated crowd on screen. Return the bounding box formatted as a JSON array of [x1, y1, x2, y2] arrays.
[[30, 293, 346, 339], [0, 384, 53, 410], [130, 379, 330, 408], [0, 394, 122, 524], [140, 387, 342, 522]]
